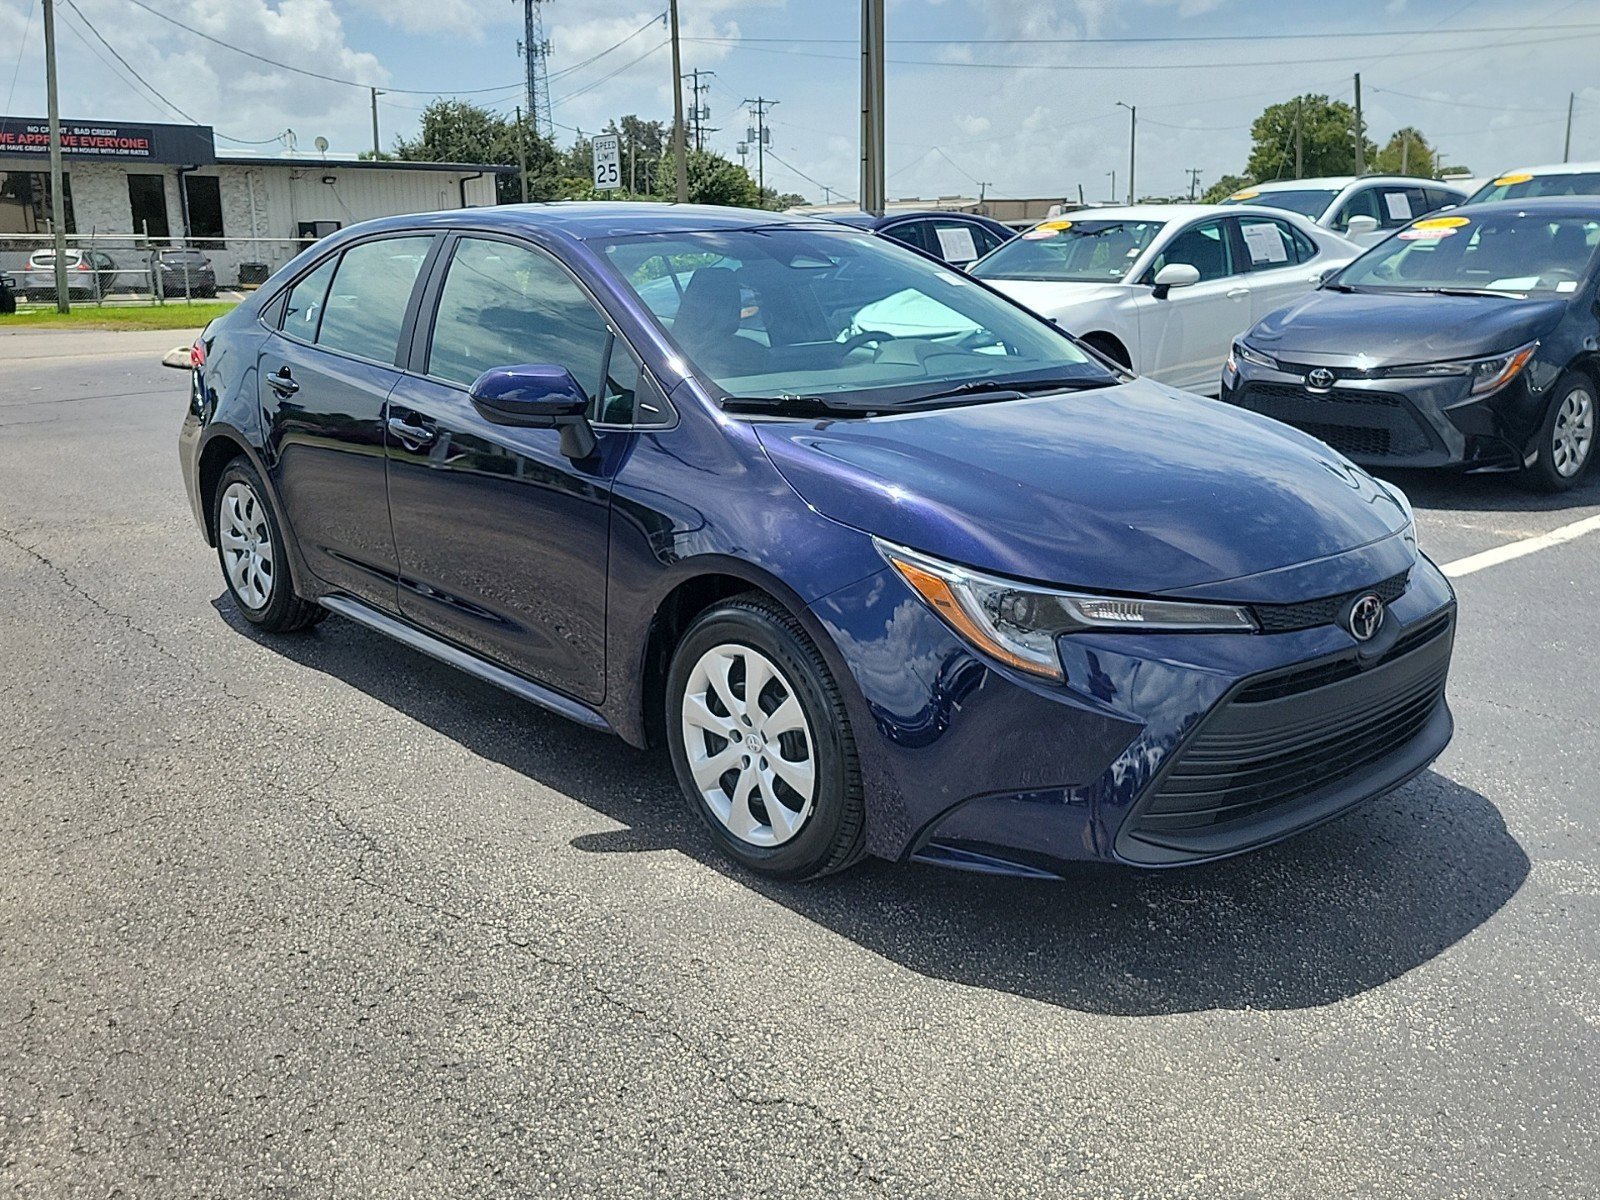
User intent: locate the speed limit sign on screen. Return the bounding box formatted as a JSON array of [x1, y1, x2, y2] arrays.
[[592, 134, 621, 191]]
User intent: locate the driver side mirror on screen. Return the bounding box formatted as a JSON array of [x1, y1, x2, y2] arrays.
[[1151, 262, 1201, 299], [469, 364, 597, 460], [1318, 265, 1341, 287], [1345, 215, 1380, 238]]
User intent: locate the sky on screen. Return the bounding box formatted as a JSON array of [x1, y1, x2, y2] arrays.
[[3, 0, 1599, 204]]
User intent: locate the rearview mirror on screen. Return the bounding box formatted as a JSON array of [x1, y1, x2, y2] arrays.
[[469, 364, 596, 459], [1151, 262, 1201, 299], [1345, 215, 1380, 237]]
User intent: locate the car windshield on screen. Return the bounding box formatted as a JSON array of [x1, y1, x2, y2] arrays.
[[1335, 211, 1600, 296], [600, 225, 1116, 408], [1221, 188, 1339, 220], [1468, 171, 1600, 204], [967, 219, 1164, 283]]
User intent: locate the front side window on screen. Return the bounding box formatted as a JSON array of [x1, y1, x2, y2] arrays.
[[880, 221, 933, 256], [971, 219, 1165, 283], [602, 225, 1114, 405], [1334, 189, 1380, 230], [1146, 219, 1236, 282], [426, 236, 610, 405], [1337, 213, 1600, 296], [280, 256, 337, 341], [316, 236, 432, 363]]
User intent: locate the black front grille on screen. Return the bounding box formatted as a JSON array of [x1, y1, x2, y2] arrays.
[[1130, 616, 1452, 839], [1250, 571, 1410, 634], [1235, 381, 1432, 458]]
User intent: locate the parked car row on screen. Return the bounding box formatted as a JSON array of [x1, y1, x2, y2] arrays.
[[12, 248, 219, 301]]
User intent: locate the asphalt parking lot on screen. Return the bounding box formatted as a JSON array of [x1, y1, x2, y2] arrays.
[[2, 326, 1597, 1198]]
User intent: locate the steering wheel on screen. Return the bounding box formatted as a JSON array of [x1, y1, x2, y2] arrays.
[[839, 328, 901, 356]]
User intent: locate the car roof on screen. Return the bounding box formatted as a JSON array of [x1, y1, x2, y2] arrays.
[[1483, 160, 1600, 178], [1447, 196, 1600, 218], [342, 201, 837, 243], [828, 210, 1000, 230], [1028, 203, 1301, 225], [1244, 175, 1465, 192]]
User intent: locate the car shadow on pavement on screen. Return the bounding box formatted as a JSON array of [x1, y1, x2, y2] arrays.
[[221, 596, 1529, 1018], [1375, 465, 1600, 514]]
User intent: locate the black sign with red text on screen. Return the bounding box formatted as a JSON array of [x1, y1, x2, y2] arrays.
[[0, 117, 215, 164]]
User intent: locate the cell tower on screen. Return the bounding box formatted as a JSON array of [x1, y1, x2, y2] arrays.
[[516, 0, 554, 141]]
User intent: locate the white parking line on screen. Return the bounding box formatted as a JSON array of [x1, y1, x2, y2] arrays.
[[1440, 512, 1600, 578]]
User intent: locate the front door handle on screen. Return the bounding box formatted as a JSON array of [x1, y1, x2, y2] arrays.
[[387, 415, 436, 449], [1226, 287, 1251, 300], [267, 366, 298, 396]]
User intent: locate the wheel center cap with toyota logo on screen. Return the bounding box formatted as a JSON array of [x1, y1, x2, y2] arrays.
[[1345, 593, 1385, 642], [1306, 367, 1336, 390]]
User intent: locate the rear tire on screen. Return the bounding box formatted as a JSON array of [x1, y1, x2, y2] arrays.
[[665, 593, 866, 881], [213, 459, 325, 632], [1521, 371, 1596, 492]]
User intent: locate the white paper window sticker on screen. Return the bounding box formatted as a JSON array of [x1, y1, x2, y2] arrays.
[[1242, 221, 1289, 265], [1384, 191, 1413, 221], [935, 225, 979, 263], [1557, 280, 1580, 293]]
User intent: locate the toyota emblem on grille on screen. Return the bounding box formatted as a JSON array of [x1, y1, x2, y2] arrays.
[[1346, 593, 1385, 642], [1307, 367, 1336, 390]]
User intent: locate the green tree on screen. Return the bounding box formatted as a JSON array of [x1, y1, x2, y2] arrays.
[[1201, 173, 1253, 204], [394, 100, 563, 204], [655, 148, 762, 207], [1374, 126, 1439, 177], [1245, 94, 1377, 182]]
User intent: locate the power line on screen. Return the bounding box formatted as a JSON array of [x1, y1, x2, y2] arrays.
[[551, 39, 668, 107], [1369, 85, 1597, 115], [5, 0, 36, 115], [548, 13, 664, 82], [763, 147, 852, 205], [687, 21, 1600, 46]]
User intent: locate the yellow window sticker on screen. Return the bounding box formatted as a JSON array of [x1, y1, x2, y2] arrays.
[[1230, 189, 1260, 200], [1492, 172, 1533, 186], [1411, 216, 1470, 230]]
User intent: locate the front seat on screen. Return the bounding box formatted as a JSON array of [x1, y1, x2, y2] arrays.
[[671, 268, 767, 378]]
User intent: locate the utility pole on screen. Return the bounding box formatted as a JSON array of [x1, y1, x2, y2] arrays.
[[42, 0, 68, 312], [683, 68, 715, 152], [1108, 170, 1116, 204], [1353, 72, 1365, 174], [743, 97, 777, 199], [515, 0, 553, 142], [1401, 130, 1409, 175], [1294, 97, 1303, 179], [1186, 167, 1201, 201], [669, 0, 686, 202], [370, 88, 384, 159], [1565, 91, 1575, 163], [515, 105, 529, 202], [978, 181, 991, 205], [1116, 101, 1135, 204], [860, 0, 886, 216]]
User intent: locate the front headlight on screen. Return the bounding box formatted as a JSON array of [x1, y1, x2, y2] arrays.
[[875, 540, 1258, 681], [1379, 342, 1536, 396], [1231, 340, 1279, 371]]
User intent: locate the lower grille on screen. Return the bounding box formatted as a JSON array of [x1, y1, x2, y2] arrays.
[[1129, 615, 1452, 840], [1236, 382, 1432, 458]]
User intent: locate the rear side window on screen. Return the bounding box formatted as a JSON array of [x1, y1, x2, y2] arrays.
[[425, 236, 610, 402], [281, 257, 336, 341], [1375, 186, 1429, 228], [931, 220, 983, 265], [1238, 216, 1314, 268], [315, 236, 432, 363]]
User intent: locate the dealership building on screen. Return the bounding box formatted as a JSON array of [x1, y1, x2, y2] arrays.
[[0, 115, 509, 286]]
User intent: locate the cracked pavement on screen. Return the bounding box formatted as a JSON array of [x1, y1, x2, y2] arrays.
[[1, 326, 1598, 1198]]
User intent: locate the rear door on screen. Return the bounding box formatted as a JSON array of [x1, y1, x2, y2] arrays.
[[1133, 216, 1251, 393], [258, 233, 437, 613], [384, 232, 632, 704], [1236, 214, 1327, 322]]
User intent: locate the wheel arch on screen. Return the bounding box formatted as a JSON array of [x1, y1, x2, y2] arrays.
[[194, 426, 312, 596], [1081, 329, 1132, 369]]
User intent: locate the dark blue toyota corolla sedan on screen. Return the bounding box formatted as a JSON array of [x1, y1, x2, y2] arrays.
[[178, 203, 1456, 881]]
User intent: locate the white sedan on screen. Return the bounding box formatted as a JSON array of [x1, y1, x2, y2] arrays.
[[961, 204, 1361, 395]]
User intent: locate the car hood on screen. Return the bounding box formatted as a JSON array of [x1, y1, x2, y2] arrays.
[[1248, 288, 1567, 365], [981, 278, 1131, 315], [754, 377, 1412, 602]]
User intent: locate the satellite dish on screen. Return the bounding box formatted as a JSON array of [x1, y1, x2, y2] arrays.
[[314, 136, 329, 154]]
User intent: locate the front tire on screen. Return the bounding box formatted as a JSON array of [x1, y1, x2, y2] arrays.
[[213, 459, 324, 632], [666, 594, 866, 881], [1522, 371, 1596, 492]]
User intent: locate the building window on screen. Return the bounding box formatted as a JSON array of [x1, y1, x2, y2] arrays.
[[127, 173, 170, 242], [0, 170, 75, 234], [183, 174, 224, 248]]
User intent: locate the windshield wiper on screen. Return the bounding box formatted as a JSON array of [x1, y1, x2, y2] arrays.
[[1410, 286, 1524, 298], [721, 394, 882, 418], [906, 375, 1118, 404]]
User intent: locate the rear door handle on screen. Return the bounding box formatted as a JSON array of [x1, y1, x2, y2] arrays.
[[387, 415, 436, 449], [266, 366, 298, 395]]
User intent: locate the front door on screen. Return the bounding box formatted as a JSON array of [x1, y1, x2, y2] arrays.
[[258, 234, 435, 612], [384, 234, 626, 705], [1134, 216, 1251, 393]]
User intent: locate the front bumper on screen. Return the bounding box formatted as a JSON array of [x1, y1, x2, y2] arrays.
[[1221, 355, 1541, 470], [808, 553, 1456, 877]]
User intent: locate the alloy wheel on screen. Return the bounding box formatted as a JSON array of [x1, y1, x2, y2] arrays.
[[1552, 386, 1595, 478], [679, 643, 817, 847], [219, 480, 275, 609]]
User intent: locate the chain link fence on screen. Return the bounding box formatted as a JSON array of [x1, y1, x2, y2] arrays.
[[0, 233, 312, 308]]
